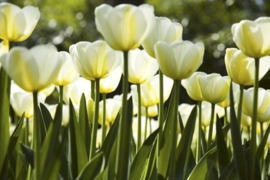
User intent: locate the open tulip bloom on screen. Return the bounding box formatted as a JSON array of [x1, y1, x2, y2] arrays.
[[2, 2, 270, 180]]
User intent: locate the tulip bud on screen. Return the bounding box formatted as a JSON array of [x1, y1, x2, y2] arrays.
[[0, 3, 40, 41], [100, 67, 122, 94], [225, 48, 270, 86], [154, 40, 204, 80], [95, 4, 155, 51], [232, 17, 270, 58], [142, 16, 183, 58], [98, 98, 121, 126]]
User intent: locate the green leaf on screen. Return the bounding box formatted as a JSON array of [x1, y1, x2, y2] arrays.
[[9, 114, 25, 153], [178, 112, 184, 133], [107, 139, 117, 180], [257, 123, 270, 161], [20, 143, 34, 168], [187, 147, 217, 180], [229, 82, 247, 180], [68, 100, 88, 178], [130, 128, 159, 180], [219, 161, 236, 180], [216, 115, 230, 174], [79, 93, 91, 157], [100, 114, 119, 166], [144, 139, 158, 180], [40, 103, 53, 130], [76, 152, 104, 180], [158, 87, 178, 179], [0, 69, 10, 179], [175, 107, 197, 179]]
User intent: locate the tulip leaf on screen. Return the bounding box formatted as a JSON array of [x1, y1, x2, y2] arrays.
[[178, 112, 184, 133], [9, 114, 25, 153], [0, 69, 10, 179], [175, 106, 197, 180], [144, 139, 158, 180], [79, 93, 91, 156], [100, 114, 119, 166], [94, 169, 107, 180], [256, 123, 270, 161], [219, 161, 236, 180], [130, 128, 159, 180], [187, 147, 217, 180], [40, 103, 53, 130], [76, 152, 104, 180], [68, 100, 88, 178], [158, 87, 178, 179], [107, 139, 117, 180], [216, 115, 230, 175], [20, 143, 34, 168], [229, 82, 247, 180]]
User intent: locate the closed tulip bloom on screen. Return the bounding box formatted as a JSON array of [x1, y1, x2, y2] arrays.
[[131, 74, 174, 107], [0, 40, 8, 68], [98, 99, 121, 126], [128, 48, 159, 84], [100, 66, 122, 94], [142, 16, 183, 58], [232, 17, 270, 58], [95, 4, 155, 51], [44, 104, 70, 126], [0, 44, 63, 92], [182, 72, 206, 101], [54, 51, 79, 86], [0, 3, 40, 41], [63, 77, 91, 105], [69, 41, 122, 80], [154, 40, 204, 80], [242, 88, 270, 122], [198, 74, 230, 104], [225, 48, 270, 86], [142, 105, 158, 117], [201, 101, 224, 127]]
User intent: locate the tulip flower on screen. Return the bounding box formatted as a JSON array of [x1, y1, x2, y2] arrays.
[[142, 16, 183, 58], [131, 74, 173, 107], [242, 88, 270, 123], [225, 48, 270, 86], [232, 17, 270, 58], [154, 40, 204, 80], [0, 3, 40, 42], [178, 103, 196, 126], [0, 44, 63, 92], [142, 105, 158, 118], [95, 4, 155, 51], [54, 51, 79, 86], [100, 67, 122, 94]]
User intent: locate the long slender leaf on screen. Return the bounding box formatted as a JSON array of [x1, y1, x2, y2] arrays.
[[187, 147, 217, 180], [229, 82, 247, 180], [176, 107, 197, 179], [9, 114, 25, 152], [216, 115, 230, 175], [257, 123, 270, 160], [20, 143, 34, 168], [144, 139, 158, 180], [79, 94, 91, 156], [130, 128, 159, 180], [76, 152, 104, 180], [68, 100, 88, 178], [40, 103, 53, 130]]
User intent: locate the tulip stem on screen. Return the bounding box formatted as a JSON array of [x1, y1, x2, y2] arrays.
[[196, 101, 202, 163], [250, 58, 260, 179], [157, 69, 164, 168], [58, 86, 63, 130], [91, 80, 95, 100], [90, 78, 100, 160], [169, 80, 180, 180], [25, 118, 29, 145], [136, 84, 142, 150], [237, 85, 244, 127], [33, 91, 40, 180], [224, 107, 228, 143], [260, 122, 265, 173], [207, 103, 215, 149], [102, 93, 106, 143], [144, 107, 148, 142], [116, 51, 129, 179]]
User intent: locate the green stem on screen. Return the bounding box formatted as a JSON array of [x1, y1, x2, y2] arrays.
[[59, 86, 63, 128], [196, 101, 202, 163], [207, 103, 215, 149], [260, 122, 265, 174], [250, 58, 260, 180], [157, 70, 164, 169], [102, 93, 106, 143], [149, 116, 152, 134], [224, 107, 228, 143], [116, 51, 129, 179], [25, 118, 29, 145], [237, 85, 244, 127], [169, 80, 180, 180], [144, 107, 148, 142], [136, 84, 142, 151], [91, 80, 95, 100], [89, 78, 100, 160], [33, 91, 40, 180]]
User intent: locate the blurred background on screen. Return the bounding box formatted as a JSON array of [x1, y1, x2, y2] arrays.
[[5, 0, 270, 104]]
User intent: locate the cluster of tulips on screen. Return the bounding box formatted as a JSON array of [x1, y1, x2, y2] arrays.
[[1, 1, 270, 180]]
